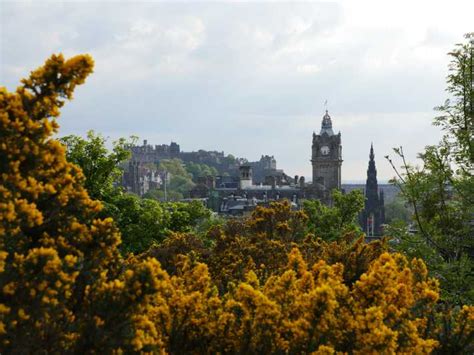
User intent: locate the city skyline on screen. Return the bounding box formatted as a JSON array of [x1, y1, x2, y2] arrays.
[[1, 0, 472, 180]]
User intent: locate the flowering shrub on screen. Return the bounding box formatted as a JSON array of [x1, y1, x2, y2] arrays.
[[0, 54, 159, 352], [0, 54, 472, 353]]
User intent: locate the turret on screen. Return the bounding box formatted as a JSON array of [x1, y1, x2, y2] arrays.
[[239, 165, 252, 189]]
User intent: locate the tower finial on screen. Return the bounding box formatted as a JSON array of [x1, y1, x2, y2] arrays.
[[370, 143, 374, 161], [320, 110, 334, 136]]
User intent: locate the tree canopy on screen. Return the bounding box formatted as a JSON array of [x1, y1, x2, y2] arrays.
[[60, 131, 132, 201]]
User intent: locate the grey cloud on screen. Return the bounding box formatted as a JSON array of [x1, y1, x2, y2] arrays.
[[1, 1, 471, 180]]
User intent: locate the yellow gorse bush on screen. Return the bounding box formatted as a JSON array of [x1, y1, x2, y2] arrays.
[[0, 54, 472, 353]]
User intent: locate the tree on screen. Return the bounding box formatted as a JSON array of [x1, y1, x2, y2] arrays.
[[0, 54, 164, 351], [60, 131, 132, 201], [185, 161, 218, 181], [163, 200, 212, 234], [143, 188, 183, 202], [59, 133, 216, 254], [303, 190, 365, 241], [384, 195, 411, 224], [107, 193, 170, 254], [157, 159, 195, 198], [386, 33, 474, 305]]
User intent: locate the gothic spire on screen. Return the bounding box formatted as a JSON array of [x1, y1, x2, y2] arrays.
[[367, 143, 377, 182], [361, 143, 385, 237], [320, 110, 334, 136]]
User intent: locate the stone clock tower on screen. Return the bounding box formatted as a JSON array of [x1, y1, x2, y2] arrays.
[[311, 110, 342, 192]]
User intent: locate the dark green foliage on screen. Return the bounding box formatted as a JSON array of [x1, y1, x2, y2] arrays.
[[105, 196, 212, 254], [185, 161, 218, 181], [156, 158, 195, 199], [164, 200, 212, 234], [105, 193, 169, 254], [384, 195, 411, 224], [143, 188, 184, 202], [303, 190, 365, 241]]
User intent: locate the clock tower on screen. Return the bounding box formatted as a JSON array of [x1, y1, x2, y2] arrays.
[[311, 110, 342, 192]]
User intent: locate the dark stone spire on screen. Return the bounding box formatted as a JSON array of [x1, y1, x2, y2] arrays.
[[365, 143, 378, 212], [320, 110, 334, 136], [366, 142, 377, 189], [360, 144, 385, 237]]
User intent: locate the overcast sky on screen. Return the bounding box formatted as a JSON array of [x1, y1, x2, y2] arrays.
[[1, 0, 472, 181]]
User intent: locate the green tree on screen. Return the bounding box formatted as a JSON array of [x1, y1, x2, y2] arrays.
[[157, 159, 195, 198], [104, 195, 213, 254], [164, 200, 212, 233], [169, 175, 195, 196], [384, 195, 411, 224], [59, 133, 214, 254], [185, 161, 218, 181], [386, 33, 474, 305], [303, 190, 365, 241], [223, 154, 236, 165], [106, 193, 170, 254], [60, 131, 133, 201], [60, 133, 174, 254], [143, 188, 183, 202]]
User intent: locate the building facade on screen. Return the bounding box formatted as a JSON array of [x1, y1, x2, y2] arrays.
[[122, 160, 163, 196], [311, 110, 342, 193]]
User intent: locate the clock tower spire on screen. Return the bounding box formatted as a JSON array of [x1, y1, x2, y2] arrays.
[[311, 110, 342, 194]]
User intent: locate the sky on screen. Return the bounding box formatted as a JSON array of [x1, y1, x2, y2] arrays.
[[1, 0, 473, 182]]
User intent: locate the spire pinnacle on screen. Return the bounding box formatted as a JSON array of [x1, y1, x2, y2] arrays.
[[370, 143, 374, 161], [320, 110, 334, 136]]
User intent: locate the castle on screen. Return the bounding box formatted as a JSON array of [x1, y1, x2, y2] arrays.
[[121, 140, 292, 196], [121, 110, 386, 234], [122, 111, 344, 209]]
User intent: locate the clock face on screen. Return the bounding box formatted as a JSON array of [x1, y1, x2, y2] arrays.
[[320, 146, 330, 155]]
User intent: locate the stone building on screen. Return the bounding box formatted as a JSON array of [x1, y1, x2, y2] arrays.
[[311, 110, 342, 193], [129, 140, 181, 163], [248, 155, 289, 184], [360, 144, 385, 237], [122, 109, 343, 206], [122, 160, 162, 196], [123, 139, 293, 193], [190, 165, 307, 215], [188, 109, 343, 213]]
